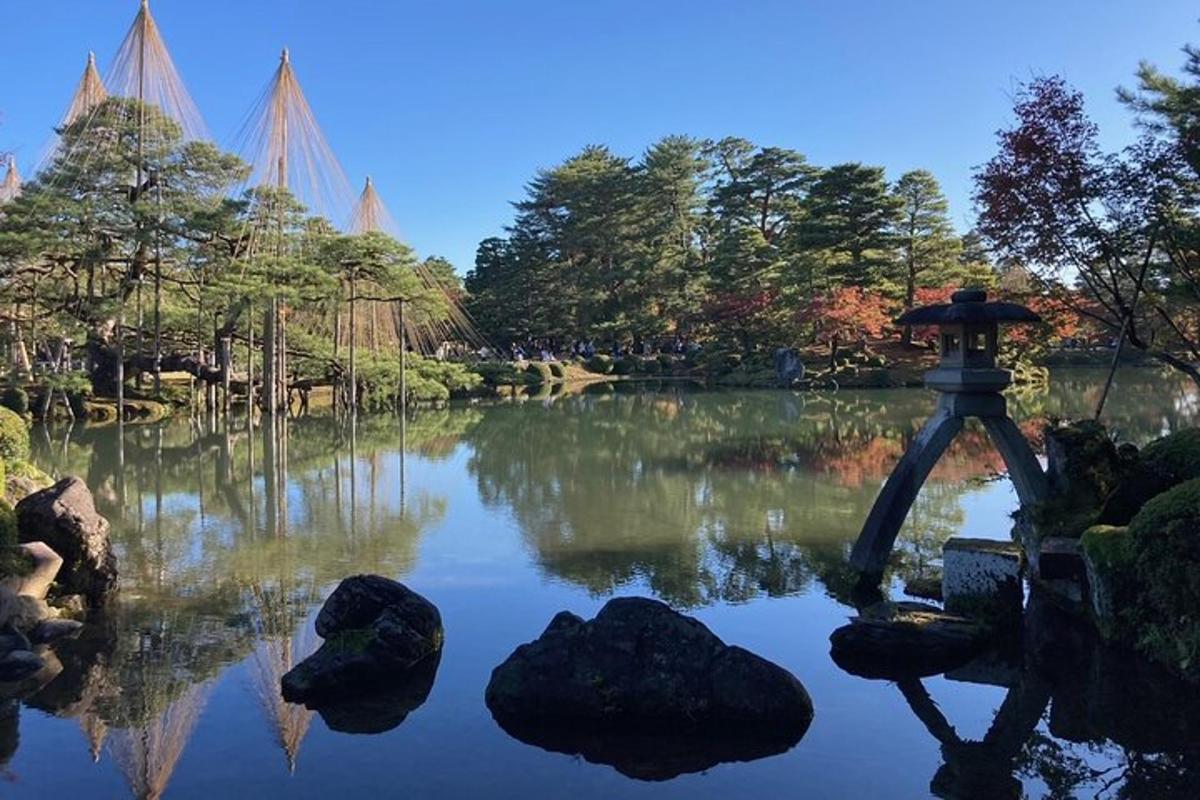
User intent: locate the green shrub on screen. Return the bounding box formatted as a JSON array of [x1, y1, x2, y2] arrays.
[[612, 357, 637, 376], [1127, 479, 1200, 677], [640, 358, 662, 375], [547, 361, 566, 379], [475, 362, 533, 387], [355, 353, 484, 409], [0, 386, 29, 416], [525, 362, 553, 385], [656, 354, 675, 372], [585, 354, 614, 375], [0, 407, 30, 466], [1140, 428, 1200, 485]]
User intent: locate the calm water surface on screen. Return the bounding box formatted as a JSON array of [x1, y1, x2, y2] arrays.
[[6, 369, 1200, 799]]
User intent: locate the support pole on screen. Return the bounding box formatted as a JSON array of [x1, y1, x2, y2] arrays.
[[849, 403, 964, 574], [348, 271, 357, 412], [399, 298, 407, 416], [153, 174, 163, 395]]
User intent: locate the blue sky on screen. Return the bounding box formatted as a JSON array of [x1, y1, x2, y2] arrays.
[[3, 1, 1198, 272]]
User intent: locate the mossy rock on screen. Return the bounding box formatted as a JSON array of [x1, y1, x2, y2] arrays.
[[585, 355, 614, 375], [1098, 462, 1176, 526], [1037, 420, 1128, 538], [0, 407, 30, 467], [1080, 524, 1136, 639], [0, 499, 16, 548], [1139, 428, 1200, 485], [1126, 480, 1200, 677]]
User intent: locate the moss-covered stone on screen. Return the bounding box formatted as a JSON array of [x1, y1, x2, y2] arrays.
[[1036, 420, 1130, 539], [1139, 428, 1200, 485], [1126, 479, 1200, 677], [0, 500, 16, 548], [1080, 524, 1136, 638], [0, 407, 29, 467]]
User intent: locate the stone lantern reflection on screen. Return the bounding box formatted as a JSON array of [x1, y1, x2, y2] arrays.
[[850, 289, 1047, 575]]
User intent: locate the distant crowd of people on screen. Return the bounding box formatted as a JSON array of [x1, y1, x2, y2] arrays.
[[474, 336, 701, 363]]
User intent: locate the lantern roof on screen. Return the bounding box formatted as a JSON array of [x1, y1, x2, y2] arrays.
[[895, 288, 1040, 326]]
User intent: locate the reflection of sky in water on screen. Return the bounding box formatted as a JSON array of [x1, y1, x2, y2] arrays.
[[7, 369, 1198, 799]]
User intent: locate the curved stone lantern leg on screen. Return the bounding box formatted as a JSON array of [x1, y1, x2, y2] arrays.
[[849, 406, 964, 573], [849, 395, 1046, 576], [980, 416, 1046, 507]]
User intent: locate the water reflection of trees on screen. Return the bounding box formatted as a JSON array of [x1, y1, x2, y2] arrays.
[[24, 410, 460, 786], [466, 372, 1198, 608], [465, 390, 981, 607]]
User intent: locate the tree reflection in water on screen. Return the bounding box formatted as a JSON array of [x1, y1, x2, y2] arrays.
[[21, 411, 453, 786], [10, 371, 1197, 796]]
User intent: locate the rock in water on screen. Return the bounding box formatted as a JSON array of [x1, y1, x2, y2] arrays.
[[0, 650, 44, 682], [281, 575, 443, 704], [829, 601, 992, 680], [485, 597, 812, 779], [314, 651, 441, 735], [15, 478, 116, 607]]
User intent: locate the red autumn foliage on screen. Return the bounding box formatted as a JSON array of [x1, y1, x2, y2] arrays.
[[799, 287, 894, 353]]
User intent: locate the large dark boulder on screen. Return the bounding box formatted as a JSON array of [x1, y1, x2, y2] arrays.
[[485, 597, 812, 779], [281, 575, 443, 704], [15, 478, 116, 607]]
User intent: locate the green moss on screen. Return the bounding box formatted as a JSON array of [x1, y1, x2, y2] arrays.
[[0, 407, 30, 466], [585, 354, 614, 375], [1080, 524, 1134, 571], [8, 460, 51, 484], [0, 500, 15, 548], [1126, 479, 1200, 677], [0, 546, 33, 578], [1035, 420, 1128, 539], [1139, 428, 1200, 484]]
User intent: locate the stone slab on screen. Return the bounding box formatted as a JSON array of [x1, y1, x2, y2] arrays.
[[943, 537, 1024, 619]]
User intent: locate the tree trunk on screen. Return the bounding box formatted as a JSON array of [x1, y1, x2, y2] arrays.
[[263, 301, 277, 414]]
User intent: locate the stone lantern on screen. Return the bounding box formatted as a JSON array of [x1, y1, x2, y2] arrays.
[[850, 289, 1047, 575]]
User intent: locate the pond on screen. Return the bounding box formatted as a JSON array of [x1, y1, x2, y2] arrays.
[[5, 368, 1200, 799]]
